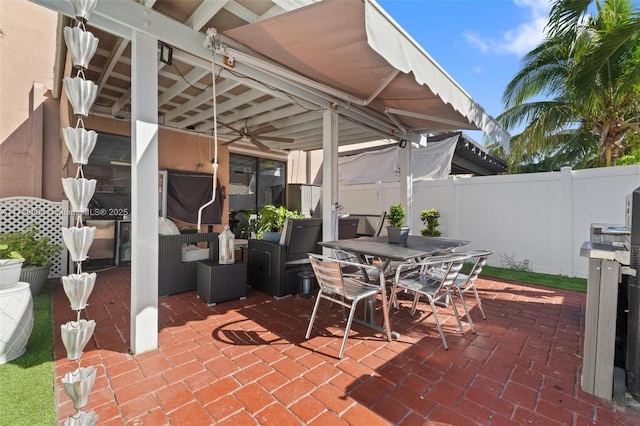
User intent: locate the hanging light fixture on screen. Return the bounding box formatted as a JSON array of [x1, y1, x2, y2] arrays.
[[159, 41, 173, 66]]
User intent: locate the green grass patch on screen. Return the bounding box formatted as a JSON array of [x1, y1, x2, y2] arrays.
[[463, 263, 587, 292], [0, 284, 56, 425]]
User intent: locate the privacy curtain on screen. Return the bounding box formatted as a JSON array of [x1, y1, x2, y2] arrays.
[[166, 170, 223, 225]]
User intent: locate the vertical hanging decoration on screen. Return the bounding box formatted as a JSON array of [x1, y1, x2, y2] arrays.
[[59, 0, 100, 424]]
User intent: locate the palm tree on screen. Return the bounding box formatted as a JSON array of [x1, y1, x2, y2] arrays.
[[499, 0, 640, 172]]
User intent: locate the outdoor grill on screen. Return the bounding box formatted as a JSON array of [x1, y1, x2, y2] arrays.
[[580, 185, 640, 403], [627, 186, 640, 401]]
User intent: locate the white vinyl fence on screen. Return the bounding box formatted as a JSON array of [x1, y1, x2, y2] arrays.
[[339, 165, 640, 278]]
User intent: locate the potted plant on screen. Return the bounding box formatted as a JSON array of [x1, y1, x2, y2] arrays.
[[255, 205, 302, 242], [420, 209, 442, 237], [0, 224, 63, 296], [386, 203, 410, 244]]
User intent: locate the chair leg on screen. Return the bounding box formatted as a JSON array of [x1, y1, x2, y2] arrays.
[[446, 286, 465, 334], [470, 284, 487, 319], [305, 291, 324, 339], [428, 297, 449, 350], [338, 302, 359, 359], [409, 292, 420, 316], [455, 286, 476, 334]]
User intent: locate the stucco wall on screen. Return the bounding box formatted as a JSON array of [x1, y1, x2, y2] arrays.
[[0, 1, 58, 198], [81, 115, 239, 232]]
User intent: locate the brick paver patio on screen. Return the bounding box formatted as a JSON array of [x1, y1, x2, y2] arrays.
[[52, 267, 640, 425]]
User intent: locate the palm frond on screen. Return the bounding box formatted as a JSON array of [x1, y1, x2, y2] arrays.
[[547, 0, 593, 38]]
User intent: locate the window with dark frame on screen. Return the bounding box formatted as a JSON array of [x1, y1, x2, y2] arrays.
[[228, 153, 287, 235]]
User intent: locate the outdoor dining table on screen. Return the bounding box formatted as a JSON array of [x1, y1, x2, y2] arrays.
[[318, 235, 470, 338]]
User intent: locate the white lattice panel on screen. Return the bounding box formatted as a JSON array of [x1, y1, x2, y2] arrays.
[[0, 197, 70, 278]]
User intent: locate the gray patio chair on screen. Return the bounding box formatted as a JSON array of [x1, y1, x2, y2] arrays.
[[391, 253, 470, 349], [447, 249, 493, 333], [305, 253, 390, 359]]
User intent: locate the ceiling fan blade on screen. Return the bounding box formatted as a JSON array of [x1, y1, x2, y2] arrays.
[[255, 136, 295, 143], [250, 125, 278, 135], [222, 136, 242, 145], [250, 137, 270, 151], [218, 121, 244, 135]]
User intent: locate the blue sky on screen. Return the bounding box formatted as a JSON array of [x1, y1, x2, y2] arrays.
[[376, 0, 640, 144], [376, 0, 554, 141]]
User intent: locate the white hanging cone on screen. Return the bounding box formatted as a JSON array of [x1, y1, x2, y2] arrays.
[[62, 227, 96, 262], [62, 273, 97, 311], [63, 26, 98, 70], [60, 319, 96, 360], [68, 0, 99, 23], [62, 127, 97, 165], [61, 366, 97, 409], [64, 411, 98, 426], [62, 178, 96, 213], [63, 77, 97, 117]]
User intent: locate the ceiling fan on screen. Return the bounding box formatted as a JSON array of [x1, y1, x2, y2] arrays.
[[218, 121, 294, 151]]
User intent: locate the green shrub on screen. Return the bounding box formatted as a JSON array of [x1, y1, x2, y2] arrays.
[[387, 203, 406, 227], [0, 224, 62, 267], [255, 205, 302, 238], [420, 209, 441, 237]]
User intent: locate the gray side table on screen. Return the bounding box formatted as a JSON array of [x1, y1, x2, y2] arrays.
[[197, 260, 247, 306]]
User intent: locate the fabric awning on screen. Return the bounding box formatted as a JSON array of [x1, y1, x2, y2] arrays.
[[224, 0, 509, 149], [313, 136, 458, 185]]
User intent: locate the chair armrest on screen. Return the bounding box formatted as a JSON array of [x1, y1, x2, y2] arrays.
[[248, 238, 285, 254]]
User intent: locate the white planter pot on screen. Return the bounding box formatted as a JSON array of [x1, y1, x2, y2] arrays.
[[0, 259, 24, 290], [0, 282, 34, 364]]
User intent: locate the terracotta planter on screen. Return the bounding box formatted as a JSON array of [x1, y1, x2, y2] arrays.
[[20, 264, 51, 297]]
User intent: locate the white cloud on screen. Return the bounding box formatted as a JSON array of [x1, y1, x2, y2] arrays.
[[466, 0, 551, 56], [463, 31, 491, 52]]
